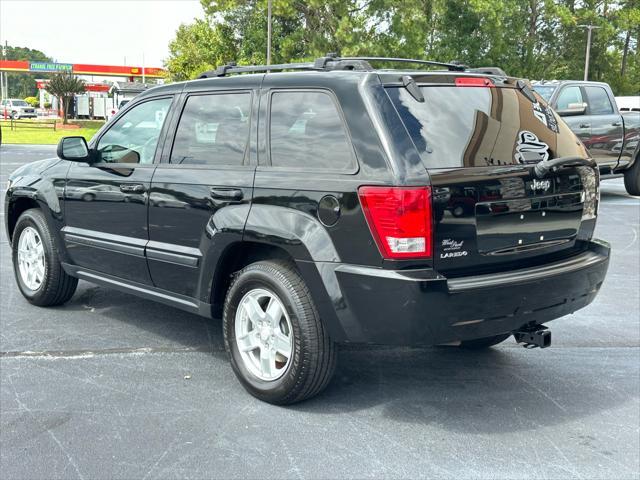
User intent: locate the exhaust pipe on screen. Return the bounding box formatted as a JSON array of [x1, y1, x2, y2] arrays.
[[514, 324, 551, 349]]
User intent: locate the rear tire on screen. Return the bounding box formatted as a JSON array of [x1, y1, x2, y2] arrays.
[[223, 260, 337, 405], [623, 157, 640, 196], [459, 333, 511, 349], [12, 209, 78, 306]]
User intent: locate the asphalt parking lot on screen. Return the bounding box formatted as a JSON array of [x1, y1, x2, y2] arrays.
[[1, 144, 639, 479]]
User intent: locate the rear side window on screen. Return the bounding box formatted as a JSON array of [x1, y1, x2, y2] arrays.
[[269, 91, 354, 171], [556, 86, 584, 110], [387, 85, 574, 168], [171, 93, 251, 166], [584, 86, 614, 115]]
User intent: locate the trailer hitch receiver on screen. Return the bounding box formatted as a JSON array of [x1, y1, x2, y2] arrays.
[[514, 324, 551, 349]]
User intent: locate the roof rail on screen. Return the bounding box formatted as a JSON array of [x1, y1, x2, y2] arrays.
[[339, 56, 466, 72], [199, 54, 466, 78], [199, 61, 321, 78]]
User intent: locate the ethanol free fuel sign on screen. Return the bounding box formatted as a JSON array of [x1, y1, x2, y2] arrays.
[[29, 62, 73, 73]]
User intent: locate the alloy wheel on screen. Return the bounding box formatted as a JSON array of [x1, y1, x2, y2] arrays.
[[17, 226, 46, 291], [234, 288, 294, 381]]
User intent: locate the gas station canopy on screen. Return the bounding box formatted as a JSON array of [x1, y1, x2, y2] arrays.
[[0, 60, 164, 79]]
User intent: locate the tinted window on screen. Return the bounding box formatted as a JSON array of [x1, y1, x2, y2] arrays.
[[584, 86, 614, 115], [556, 86, 584, 110], [171, 93, 251, 166], [97, 97, 172, 164], [269, 91, 354, 171], [387, 85, 569, 168]]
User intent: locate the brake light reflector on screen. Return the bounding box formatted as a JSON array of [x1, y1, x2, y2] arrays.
[[358, 186, 432, 259], [455, 77, 495, 87]]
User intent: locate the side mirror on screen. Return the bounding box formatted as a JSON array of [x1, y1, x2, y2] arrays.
[[57, 136, 91, 162], [557, 102, 587, 117]]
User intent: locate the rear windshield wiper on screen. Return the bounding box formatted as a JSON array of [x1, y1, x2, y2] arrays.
[[402, 75, 424, 103]]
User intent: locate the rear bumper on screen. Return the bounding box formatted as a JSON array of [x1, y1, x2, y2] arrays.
[[310, 239, 610, 345]]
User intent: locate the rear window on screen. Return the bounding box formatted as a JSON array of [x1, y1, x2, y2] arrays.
[[387, 85, 570, 168], [584, 86, 614, 115], [532, 85, 556, 102]]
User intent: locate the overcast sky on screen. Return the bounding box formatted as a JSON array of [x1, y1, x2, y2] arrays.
[[0, 0, 204, 67]]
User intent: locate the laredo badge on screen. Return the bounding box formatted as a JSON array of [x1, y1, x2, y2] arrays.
[[514, 130, 550, 164]]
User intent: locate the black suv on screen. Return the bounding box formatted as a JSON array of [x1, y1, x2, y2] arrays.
[[5, 56, 610, 404]]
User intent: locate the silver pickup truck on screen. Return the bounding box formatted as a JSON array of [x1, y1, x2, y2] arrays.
[[533, 80, 640, 196], [1, 98, 38, 119]]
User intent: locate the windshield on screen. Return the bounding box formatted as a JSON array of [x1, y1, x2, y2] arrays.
[[387, 85, 584, 169], [532, 85, 557, 102], [11, 100, 29, 107]]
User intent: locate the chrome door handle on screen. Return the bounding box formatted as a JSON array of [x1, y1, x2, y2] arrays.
[[612, 122, 622, 127], [579, 123, 590, 129], [120, 184, 145, 193], [210, 187, 243, 201]]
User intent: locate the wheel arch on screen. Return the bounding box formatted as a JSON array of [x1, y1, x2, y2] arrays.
[[208, 240, 348, 342], [209, 241, 297, 316], [6, 187, 70, 265], [6, 196, 40, 241]]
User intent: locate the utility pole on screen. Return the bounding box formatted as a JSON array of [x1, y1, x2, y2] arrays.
[[266, 0, 272, 66], [578, 24, 600, 81], [1, 41, 6, 100]]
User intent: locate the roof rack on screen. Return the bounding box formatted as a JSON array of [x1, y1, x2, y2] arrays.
[[199, 54, 466, 78], [338, 57, 466, 72]]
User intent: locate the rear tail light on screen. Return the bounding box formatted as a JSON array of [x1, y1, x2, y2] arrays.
[[455, 77, 495, 87], [358, 186, 432, 259]]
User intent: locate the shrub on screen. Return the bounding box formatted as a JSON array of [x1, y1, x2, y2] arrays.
[[24, 96, 39, 107]]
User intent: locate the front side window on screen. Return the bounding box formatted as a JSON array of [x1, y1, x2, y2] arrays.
[[556, 86, 584, 110], [269, 91, 355, 171], [97, 97, 172, 164], [584, 86, 614, 115], [170, 93, 251, 166]]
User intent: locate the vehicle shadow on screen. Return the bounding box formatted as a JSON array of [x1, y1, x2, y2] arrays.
[[59, 284, 638, 436], [294, 345, 638, 434]]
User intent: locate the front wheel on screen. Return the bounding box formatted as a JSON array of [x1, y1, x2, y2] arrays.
[[11, 112, 19, 120], [223, 260, 337, 405], [12, 209, 78, 306], [623, 157, 640, 196]]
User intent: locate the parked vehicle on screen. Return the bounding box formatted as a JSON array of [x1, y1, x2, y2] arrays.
[[5, 56, 610, 404], [616, 96, 640, 112], [106, 99, 131, 122], [532, 80, 640, 195], [1, 98, 37, 119]]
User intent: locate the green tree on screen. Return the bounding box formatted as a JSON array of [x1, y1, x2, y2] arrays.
[[4, 45, 53, 98], [46, 75, 85, 124], [165, 0, 640, 95]]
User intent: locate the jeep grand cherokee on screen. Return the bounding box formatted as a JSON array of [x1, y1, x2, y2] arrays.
[[5, 56, 610, 404]]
